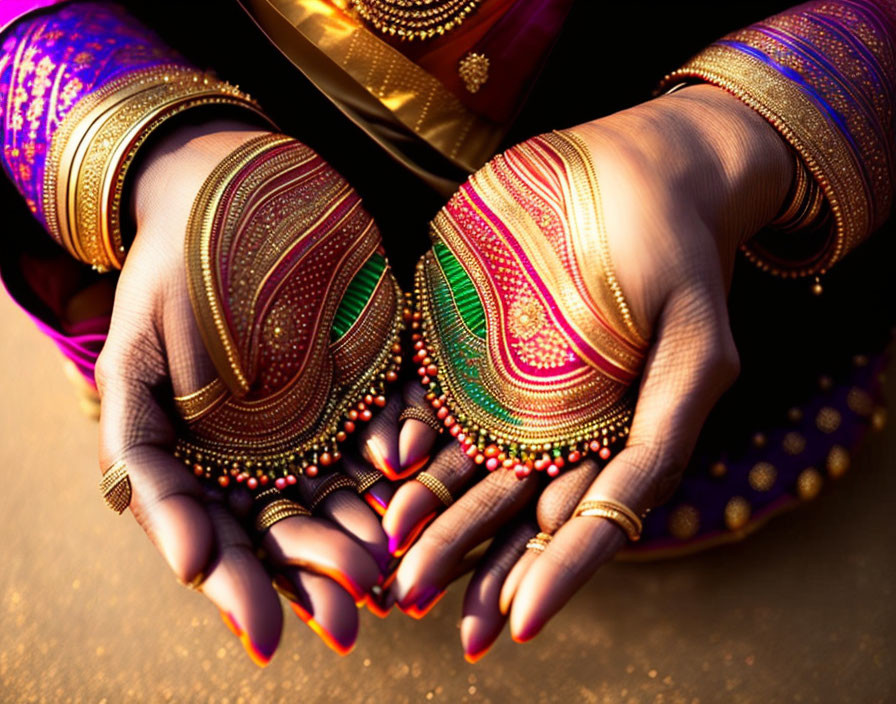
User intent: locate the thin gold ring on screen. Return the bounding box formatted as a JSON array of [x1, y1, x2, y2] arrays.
[[398, 406, 442, 433], [99, 460, 131, 514], [309, 475, 357, 511], [573, 498, 643, 542], [525, 532, 553, 553], [254, 498, 311, 534], [415, 472, 454, 507]]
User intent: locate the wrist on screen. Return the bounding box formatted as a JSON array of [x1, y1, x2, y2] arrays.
[[656, 85, 793, 252], [132, 120, 270, 235]]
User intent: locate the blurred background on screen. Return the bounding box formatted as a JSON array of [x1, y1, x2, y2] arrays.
[[1, 275, 893, 702]]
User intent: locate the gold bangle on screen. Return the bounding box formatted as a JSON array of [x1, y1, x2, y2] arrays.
[[525, 531, 553, 553], [254, 499, 311, 534], [573, 499, 643, 542], [99, 460, 131, 514], [415, 472, 454, 507], [44, 64, 269, 271], [398, 406, 442, 433], [309, 475, 357, 511]]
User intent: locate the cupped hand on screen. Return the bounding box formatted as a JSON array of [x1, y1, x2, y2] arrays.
[[95, 121, 391, 662], [377, 85, 794, 652]]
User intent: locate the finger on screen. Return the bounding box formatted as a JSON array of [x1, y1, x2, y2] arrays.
[[382, 443, 479, 555], [397, 379, 441, 472], [96, 329, 214, 586], [274, 569, 360, 655], [461, 520, 537, 663], [357, 382, 405, 479], [199, 502, 282, 666], [262, 513, 383, 604], [294, 471, 391, 572], [391, 468, 539, 610], [341, 454, 397, 516], [509, 282, 740, 641], [499, 460, 601, 614]]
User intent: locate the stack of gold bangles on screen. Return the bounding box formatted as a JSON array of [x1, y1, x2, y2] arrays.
[[44, 64, 267, 272]]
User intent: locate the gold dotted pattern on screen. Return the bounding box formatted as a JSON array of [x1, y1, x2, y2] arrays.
[[748, 462, 777, 492], [797, 468, 823, 500], [826, 445, 850, 478], [724, 497, 751, 532], [816, 407, 842, 433], [668, 505, 700, 540]]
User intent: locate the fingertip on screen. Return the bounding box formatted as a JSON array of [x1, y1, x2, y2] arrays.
[[460, 616, 498, 664]]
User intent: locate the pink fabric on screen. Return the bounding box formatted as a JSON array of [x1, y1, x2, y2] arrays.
[[0, 0, 66, 34]]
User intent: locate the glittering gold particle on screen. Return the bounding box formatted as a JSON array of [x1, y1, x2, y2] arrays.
[[709, 461, 727, 478], [818, 375, 833, 391], [787, 407, 803, 423], [826, 445, 850, 478], [797, 468, 823, 500], [871, 406, 887, 431], [816, 407, 841, 433], [847, 388, 873, 416], [751, 432, 767, 448], [853, 354, 869, 367], [724, 497, 751, 531], [668, 504, 700, 540], [748, 462, 777, 492], [782, 431, 806, 455]]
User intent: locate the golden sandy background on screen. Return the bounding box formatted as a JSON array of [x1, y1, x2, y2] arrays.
[[0, 290, 893, 703]]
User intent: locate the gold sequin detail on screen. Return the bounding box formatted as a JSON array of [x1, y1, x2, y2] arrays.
[[748, 462, 777, 492], [724, 497, 751, 532], [816, 407, 842, 433], [796, 467, 823, 500], [826, 445, 850, 478], [782, 431, 806, 456], [847, 388, 873, 416], [668, 505, 700, 540], [709, 461, 727, 478]]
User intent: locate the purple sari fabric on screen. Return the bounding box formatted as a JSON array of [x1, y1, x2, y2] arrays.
[[0, 2, 188, 383]]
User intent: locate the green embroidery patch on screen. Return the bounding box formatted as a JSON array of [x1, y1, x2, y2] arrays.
[[331, 253, 386, 341], [433, 241, 486, 339]]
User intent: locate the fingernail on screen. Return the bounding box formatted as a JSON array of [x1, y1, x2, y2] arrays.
[[220, 612, 274, 667], [363, 487, 391, 516], [289, 603, 355, 656], [314, 565, 365, 604], [388, 511, 436, 556], [398, 420, 437, 471], [403, 587, 445, 620], [510, 624, 540, 644], [464, 646, 491, 664], [363, 438, 402, 480]]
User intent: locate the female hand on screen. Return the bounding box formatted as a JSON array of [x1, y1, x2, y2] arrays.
[[378, 84, 795, 651], [95, 121, 392, 662]]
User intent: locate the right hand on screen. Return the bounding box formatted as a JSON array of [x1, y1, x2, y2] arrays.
[[95, 121, 392, 663]]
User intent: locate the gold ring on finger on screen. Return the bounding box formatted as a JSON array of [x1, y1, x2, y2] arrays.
[[415, 471, 454, 507], [525, 531, 553, 553], [573, 498, 643, 541]]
